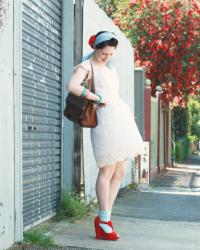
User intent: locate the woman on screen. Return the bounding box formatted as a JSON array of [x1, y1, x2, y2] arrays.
[[67, 31, 145, 240]]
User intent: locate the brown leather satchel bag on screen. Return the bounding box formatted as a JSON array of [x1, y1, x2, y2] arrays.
[[64, 62, 97, 128]]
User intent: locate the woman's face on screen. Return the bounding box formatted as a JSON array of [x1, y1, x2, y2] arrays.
[[94, 46, 116, 65]]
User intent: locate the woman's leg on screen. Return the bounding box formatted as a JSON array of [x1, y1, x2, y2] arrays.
[[108, 159, 128, 211], [96, 164, 116, 211], [95, 164, 117, 234], [95, 161, 127, 239]]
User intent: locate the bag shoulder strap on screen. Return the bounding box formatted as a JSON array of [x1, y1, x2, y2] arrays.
[[88, 61, 95, 93]]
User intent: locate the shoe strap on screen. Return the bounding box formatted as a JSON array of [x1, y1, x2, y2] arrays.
[[99, 220, 110, 225]]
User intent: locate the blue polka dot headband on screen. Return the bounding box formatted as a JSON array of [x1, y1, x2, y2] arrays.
[[88, 32, 117, 48]]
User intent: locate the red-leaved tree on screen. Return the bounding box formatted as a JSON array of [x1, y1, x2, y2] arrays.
[[113, 0, 200, 106]]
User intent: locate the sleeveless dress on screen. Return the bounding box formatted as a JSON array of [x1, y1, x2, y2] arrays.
[[75, 59, 145, 168]]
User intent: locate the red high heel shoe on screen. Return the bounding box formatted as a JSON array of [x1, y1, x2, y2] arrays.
[[95, 216, 113, 229], [94, 216, 119, 241]]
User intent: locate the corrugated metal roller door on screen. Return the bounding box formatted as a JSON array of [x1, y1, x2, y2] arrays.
[[22, 0, 62, 227]]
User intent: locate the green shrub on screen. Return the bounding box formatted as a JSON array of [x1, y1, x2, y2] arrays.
[[175, 141, 184, 162], [187, 134, 198, 143], [23, 229, 57, 248], [174, 107, 188, 140], [187, 134, 198, 156], [175, 137, 189, 162], [55, 191, 88, 221]]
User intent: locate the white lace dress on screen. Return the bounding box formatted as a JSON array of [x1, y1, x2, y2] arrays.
[[76, 59, 145, 168]]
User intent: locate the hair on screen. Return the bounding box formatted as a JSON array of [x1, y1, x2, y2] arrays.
[[95, 31, 118, 49]]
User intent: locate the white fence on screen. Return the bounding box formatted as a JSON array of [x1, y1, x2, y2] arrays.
[[0, 1, 16, 249]]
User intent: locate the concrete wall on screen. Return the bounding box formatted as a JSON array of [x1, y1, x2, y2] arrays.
[[150, 97, 172, 181], [168, 110, 172, 166], [160, 106, 165, 168], [0, 0, 15, 248], [82, 0, 135, 200], [62, 0, 74, 193], [134, 68, 145, 139], [150, 97, 158, 180]]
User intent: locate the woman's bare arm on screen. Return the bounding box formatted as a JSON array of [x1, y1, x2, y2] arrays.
[[67, 66, 100, 102]]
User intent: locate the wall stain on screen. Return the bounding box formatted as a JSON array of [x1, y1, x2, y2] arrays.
[[0, 202, 6, 238]]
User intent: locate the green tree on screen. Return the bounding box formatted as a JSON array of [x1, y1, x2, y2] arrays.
[[173, 106, 188, 140], [187, 96, 200, 139], [95, 0, 129, 18]]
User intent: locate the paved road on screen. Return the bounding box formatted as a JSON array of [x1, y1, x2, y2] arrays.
[[39, 157, 200, 250]]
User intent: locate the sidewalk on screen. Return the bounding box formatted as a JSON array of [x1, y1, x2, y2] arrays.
[[40, 159, 200, 250], [12, 158, 200, 250]]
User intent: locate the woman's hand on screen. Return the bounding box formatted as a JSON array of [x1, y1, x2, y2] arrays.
[[99, 103, 106, 108], [96, 95, 107, 107]]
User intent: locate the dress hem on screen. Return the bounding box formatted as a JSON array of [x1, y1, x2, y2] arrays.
[[96, 155, 137, 168]]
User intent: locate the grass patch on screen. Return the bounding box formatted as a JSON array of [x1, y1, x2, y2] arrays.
[[22, 229, 58, 248], [55, 191, 90, 222], [127, 182, 139, 191], [117, 183, 139, 198]]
